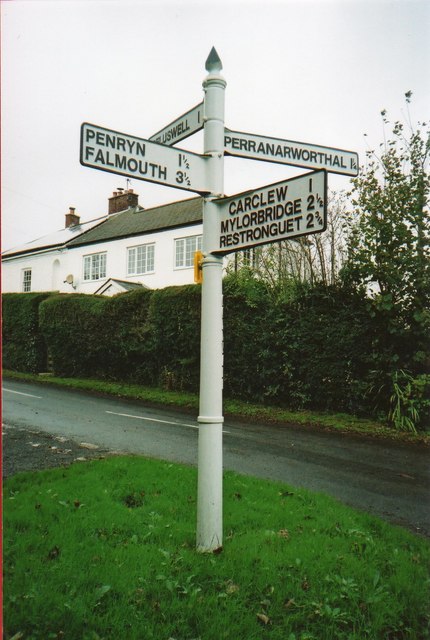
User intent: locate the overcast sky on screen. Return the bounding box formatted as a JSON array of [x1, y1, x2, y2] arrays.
[[2, 0, 429, 251]]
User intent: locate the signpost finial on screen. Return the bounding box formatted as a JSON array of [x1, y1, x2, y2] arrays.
[[205, 47, 222, 73]]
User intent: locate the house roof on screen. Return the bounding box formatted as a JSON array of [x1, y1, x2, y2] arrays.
[[94, 278, 149, 295], [67, 197, 204, 248], [2, 216, 107, 259], [2, 196, 204, 260]]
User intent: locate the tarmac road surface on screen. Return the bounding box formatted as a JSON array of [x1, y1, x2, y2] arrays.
[[3, 378, 429, 536]]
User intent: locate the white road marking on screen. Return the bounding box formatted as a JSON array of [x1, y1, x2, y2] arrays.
[[106, 410, 198, 429], [3, 388, 42, 399], [105, 410, 230, 433]]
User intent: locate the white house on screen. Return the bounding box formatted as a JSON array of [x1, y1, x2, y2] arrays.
[[2, 189, 207, 295]]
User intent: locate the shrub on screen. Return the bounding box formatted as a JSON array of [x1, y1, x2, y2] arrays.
[[223, 273, 278, 403], [99, 288, 153, 382], [39, 289, 153, 380], [145, 285, 201, 391], [7, 281, 427, 427], [2, 293, 52, 373], [39, 294, 109, 377], [275, 283, 375, 412], [388, 370, 430, 433]]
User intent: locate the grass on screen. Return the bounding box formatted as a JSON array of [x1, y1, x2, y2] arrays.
[[4, 456, 430, 640], [4, 369, 430, 445]]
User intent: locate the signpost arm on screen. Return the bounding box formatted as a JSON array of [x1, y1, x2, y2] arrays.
[[196, 47, 226, 552]]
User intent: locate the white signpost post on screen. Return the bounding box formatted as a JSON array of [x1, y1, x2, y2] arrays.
[[80, 47, 357, 554], [195, 49, 225, 553]]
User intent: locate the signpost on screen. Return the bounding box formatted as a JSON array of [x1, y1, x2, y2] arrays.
[[80, 47, 358, 554], [196, 48, 225, 553], [212, 170, 327, 254], [149, 102, 204, 146], [224, 128, 359, 177], [80, 122, 210, 195]]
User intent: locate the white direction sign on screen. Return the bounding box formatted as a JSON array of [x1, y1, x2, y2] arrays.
[[224, 128, 359, 177], [149, 102, 204, 146], [212, 170, 327, 254], [80, 123, 209, 194]]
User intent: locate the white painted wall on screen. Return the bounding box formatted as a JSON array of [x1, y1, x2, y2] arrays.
[[2, 248, 68, 293], [2, 223, 205, 294]]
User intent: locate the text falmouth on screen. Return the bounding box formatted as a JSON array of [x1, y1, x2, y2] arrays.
[[84, 129, 167, 180]]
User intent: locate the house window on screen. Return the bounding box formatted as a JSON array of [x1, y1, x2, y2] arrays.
[[175, 235, 202, 268], [234, 248, 259, 271], [22, 269, 32, 292], [83, 252, 107, 281], [127, 243, 155, 275]]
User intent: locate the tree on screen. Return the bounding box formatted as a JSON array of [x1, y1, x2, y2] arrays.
[[228, 190, 349, 298], [342, 94, 430, 429], [344, 93, 430, 318]]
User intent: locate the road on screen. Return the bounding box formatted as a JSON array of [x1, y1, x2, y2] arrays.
[[3, 378, 429, 536]]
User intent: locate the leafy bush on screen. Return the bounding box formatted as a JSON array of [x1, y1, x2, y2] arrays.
[[99, 288, 153, 383], [145, 285, 201, 391], [388, 370, 430, 433], [275, 284, 376, 412], [223, 278, 376, 413], [341, 98, 430, 420], [2, 293, 52, 372], [39, 287, 200, 390], [6, 279, 428, 429], [39, 289, 153, 380], [223, 273, 278, 403], [39, 294, 109, 377]]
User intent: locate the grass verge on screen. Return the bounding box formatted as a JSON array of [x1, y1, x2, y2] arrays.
[[4, 456, 430, 640], [3, 369, 430, 445]]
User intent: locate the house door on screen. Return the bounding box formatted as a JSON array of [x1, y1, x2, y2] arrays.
[[52, 259, 61, 291]]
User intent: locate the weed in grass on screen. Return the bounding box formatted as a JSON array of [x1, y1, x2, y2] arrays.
[[3, 456, 430, 639]]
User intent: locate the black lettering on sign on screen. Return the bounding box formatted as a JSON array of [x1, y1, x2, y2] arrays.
[[306, 213, 314, 229], [307, 195, 315, 211]]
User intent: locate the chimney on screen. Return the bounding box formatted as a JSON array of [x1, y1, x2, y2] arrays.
[[65, 207, 80, 228], [108, 189, 139, 215]]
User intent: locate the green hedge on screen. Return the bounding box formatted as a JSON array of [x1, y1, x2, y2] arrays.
[[38, 287, 199, 388], [275, 284, 375, 413], [222, 277, 376, 413], [144, 285, 201, 391], [4, 281, 426, 424], [223, 275, 278, 402], [2, 293, 52, 373], [101, 288, 154, 383], [39, 289, 153, 380]]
